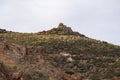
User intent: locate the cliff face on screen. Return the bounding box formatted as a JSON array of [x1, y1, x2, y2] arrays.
[[0, 41, 22, 80]]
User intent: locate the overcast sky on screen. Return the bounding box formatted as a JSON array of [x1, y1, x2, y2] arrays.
[[0, 0, 120, 45]]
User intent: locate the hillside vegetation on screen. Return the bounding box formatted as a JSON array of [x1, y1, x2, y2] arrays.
[[0, 23, 120, 80], [0, 23, 120, 55]]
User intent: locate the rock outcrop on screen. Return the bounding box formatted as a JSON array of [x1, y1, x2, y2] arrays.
[[0, 40, 75, 80], [38, 23, 85, 36]]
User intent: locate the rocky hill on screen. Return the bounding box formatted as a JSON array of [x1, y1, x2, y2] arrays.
[[38, 23, 85, 36], [0, 23, 120, 80]]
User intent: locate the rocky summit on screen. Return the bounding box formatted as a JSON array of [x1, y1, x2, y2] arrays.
[[0, 23, 120, 80]]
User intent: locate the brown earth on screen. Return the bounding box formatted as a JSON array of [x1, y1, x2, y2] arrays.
[[0, 40, 82, 80]]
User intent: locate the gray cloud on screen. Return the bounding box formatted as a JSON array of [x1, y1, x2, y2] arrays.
[[0, 0, 120, 45]]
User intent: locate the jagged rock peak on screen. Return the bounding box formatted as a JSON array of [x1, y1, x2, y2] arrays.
[[58, 23, 67, 29], [38, 23, 84, 36], [58, 22, 64, 26]]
